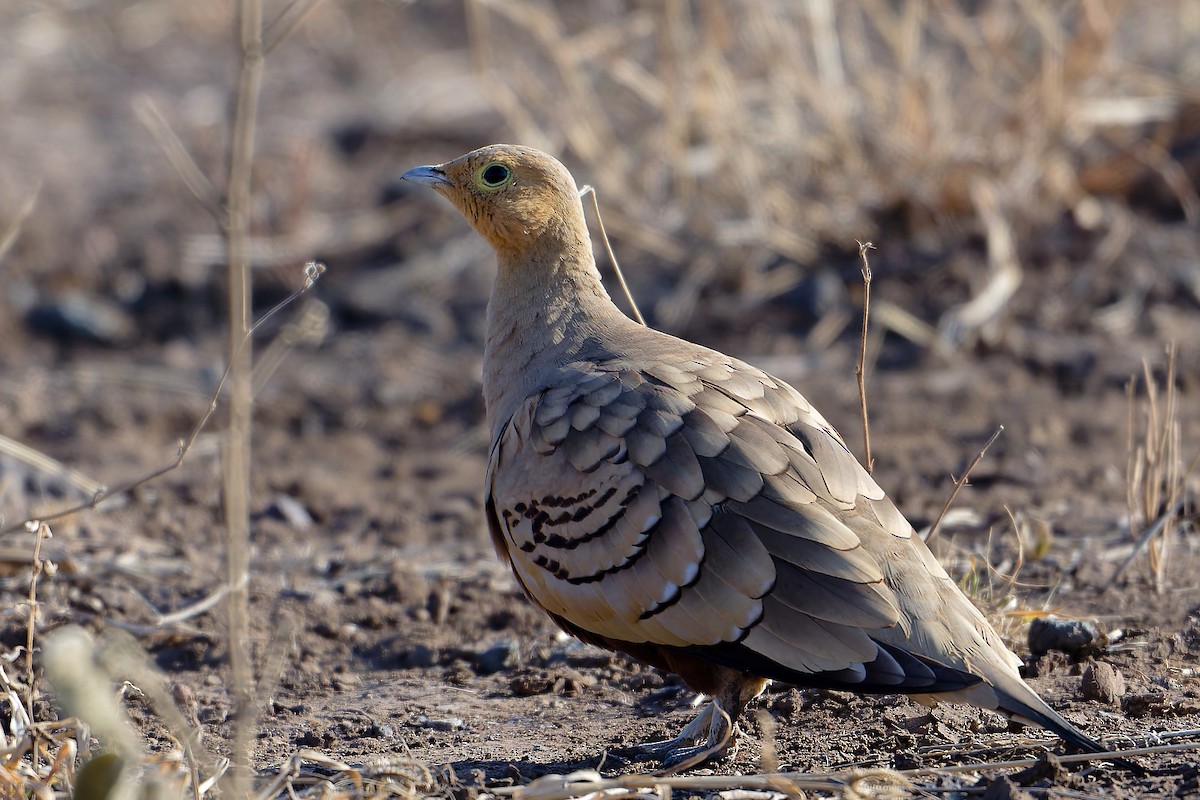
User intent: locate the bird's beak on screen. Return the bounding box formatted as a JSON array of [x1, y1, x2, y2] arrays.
[[401, 165, 450, 189]]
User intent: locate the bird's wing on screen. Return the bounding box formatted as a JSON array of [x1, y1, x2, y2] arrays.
[[486, 350, 1002, 692]]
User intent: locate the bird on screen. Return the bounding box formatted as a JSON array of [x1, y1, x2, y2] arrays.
[[401, 144, 1121, 770]]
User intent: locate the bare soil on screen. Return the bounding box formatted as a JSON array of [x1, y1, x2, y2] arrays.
[[1, 2, 1198, 797]]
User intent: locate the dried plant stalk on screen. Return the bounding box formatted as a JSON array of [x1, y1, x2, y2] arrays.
[[1118, 345, 1193, 592]]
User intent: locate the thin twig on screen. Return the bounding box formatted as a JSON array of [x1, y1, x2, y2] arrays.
[[580, 185, 646, 326], [901, 740, 1193, 775], [1105, 495, 1188, 590], [925, 426, 1004, 542], [998, 505, 1027, 599], [92, 615, 204, 639], [25, 522, 51, 775], [855, 240, 875, 473], [3, 263, 324, 536]]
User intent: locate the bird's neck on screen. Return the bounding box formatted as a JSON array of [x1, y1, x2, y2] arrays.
[[483, 235, 627, 440]]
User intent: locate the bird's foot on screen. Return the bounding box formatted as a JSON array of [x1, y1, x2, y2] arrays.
[[624, 700, 735, 773]]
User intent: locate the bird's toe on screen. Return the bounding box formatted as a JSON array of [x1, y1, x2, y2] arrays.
[[620, 700, 735, 773]]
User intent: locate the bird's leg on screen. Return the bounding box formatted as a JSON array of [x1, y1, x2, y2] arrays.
[[626, 698, 734, 772], [622, 671, 767, 770]]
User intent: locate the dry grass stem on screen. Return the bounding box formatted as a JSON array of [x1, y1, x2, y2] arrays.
[[24, 523, 51, 727], [925, 426, 1004, 542], [998, 507, 1030, 598], [0, 182, 41, 267], [754, 709, 778, 775], [155, 584, 231, 627], [581, 185, 646, 326], [10, 520, 58, 785], [481, 740, 1199, 800], [223, 3, 266, 792], [855, 240, 874, 474], [1108, 496, 1189, 592], [1112, 345, 1197, 591], [938, 179, 1022, 351], [252, 299, 331, 397], [133, 94, 223, 222], [462, 0, 1188, 329], [245, 749, 440, 799], [870, 301, 938, 349], [0, 434, 105, 504]]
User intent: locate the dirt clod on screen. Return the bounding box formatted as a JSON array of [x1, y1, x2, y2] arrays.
[[1028, 617, 1102, 658], [1008, 752, 1078, 789], [981, 775, 1036, 800], [1082, 662, 1126, 705]]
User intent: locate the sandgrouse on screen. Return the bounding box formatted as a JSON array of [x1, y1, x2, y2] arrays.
[[402, 144, 1116, 769]]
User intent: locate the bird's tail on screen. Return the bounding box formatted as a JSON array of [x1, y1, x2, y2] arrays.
[[927, 671, 1141, 772], [994, 685, 1106, 753], [991, 681, 1144, 774]]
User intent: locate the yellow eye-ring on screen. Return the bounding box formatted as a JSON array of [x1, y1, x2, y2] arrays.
[[477, 162, 513, 190]]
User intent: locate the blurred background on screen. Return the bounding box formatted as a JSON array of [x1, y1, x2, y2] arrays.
[[5, 0, 1200, 353], [0, 0, 1198, 780]]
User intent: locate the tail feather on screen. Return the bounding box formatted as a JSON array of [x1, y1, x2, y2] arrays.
[[996, 686, 1105, 752], [993, 684, 1144, 774]]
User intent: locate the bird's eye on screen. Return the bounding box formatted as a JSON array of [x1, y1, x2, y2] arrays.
[[479, 162, 512, 189]]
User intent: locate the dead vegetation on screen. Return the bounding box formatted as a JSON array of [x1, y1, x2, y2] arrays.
[[1, 0, 1199, 798], [467, 0, 1199, 340], [1112, 345, 1200, 592]]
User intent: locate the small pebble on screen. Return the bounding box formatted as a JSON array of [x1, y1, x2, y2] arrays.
[[1081, 662, 1126, 704], [413, 715, 464, 731]]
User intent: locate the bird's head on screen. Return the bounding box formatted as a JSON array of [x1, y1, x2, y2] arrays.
[[401, 144, 587, 258]]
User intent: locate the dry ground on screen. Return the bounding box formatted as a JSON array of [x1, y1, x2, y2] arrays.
[[1, 1, 1199, 797]]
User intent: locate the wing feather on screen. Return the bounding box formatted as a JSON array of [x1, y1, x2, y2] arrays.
[[640, 432, 706, 500], [486, 353, 1012, 691]]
